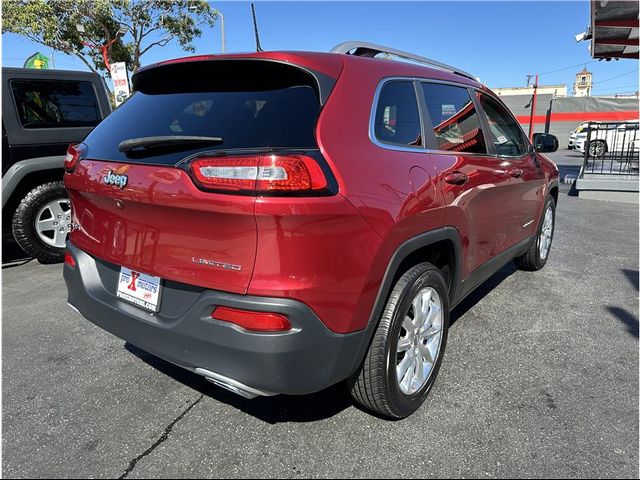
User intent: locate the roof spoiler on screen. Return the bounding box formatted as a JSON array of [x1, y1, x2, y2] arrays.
[[132, 58, 337, 105], [331, 41, 477, 82]]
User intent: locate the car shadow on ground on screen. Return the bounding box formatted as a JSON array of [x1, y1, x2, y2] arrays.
[[2, 240, 31, 269], [125, 343, 354, 424], [125, 262, 519, 423], [450, 262, 517, 326]]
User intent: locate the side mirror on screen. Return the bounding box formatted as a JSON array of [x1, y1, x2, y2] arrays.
[[533, 133, 559, 153]]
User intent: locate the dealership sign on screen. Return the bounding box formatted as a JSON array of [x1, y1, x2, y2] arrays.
[[24, 52, 49, 69], [110, 62, 131, 107]]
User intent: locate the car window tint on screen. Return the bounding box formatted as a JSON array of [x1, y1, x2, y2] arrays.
[[10, 80, 101, 129], [373, 81, 422, 148], [84, 85, 321, 163], [478, 93, 528, 156], [421, 83, 487, 154]]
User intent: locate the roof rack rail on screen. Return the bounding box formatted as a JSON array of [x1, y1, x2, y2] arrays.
[[330, 41, 477, 81]]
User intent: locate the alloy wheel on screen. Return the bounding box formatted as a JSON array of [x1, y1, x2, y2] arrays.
[[589, 141, 605, 158], [35, 199, 72, 248], [396, 287, 444, 395], [538, 205, 553, 260]]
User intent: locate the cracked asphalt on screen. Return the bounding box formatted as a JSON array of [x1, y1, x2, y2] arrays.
[[3, 152, 638, 478]]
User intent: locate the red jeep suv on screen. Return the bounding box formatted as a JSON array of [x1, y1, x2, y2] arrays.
[[63, 42, 559, 419]]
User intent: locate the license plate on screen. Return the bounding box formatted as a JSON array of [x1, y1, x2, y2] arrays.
[[116, 267, 162, 313]]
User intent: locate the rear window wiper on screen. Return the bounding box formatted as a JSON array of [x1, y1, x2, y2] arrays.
[[118, 135, 223, 153]]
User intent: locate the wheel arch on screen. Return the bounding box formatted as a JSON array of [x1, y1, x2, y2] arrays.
[[2, 157, 66, 238], [349, 227, 463, 379], [2, 156, 65, 210], [367, 227, 462, 331], [549, 181, 559, 206]]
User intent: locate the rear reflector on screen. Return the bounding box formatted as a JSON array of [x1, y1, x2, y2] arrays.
[[64, 251, 76, 268], [190, 154, 328, 194], [64, 143, 87, 173], [211, 307, 291, 332]]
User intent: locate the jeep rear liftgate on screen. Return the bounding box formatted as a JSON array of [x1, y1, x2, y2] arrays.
[[64, 57, 339, 293]]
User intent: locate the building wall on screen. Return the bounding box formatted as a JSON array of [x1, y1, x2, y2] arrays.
[[493, 85, 567, 97], [498, 94, 639, 145]]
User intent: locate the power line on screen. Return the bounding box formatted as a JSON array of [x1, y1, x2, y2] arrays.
[[592, 69, 639, 85], [592, 83, 639, 92], [537, 60, 598, 77]]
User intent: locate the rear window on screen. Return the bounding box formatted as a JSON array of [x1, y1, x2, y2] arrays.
[[11, 79, 101, 129], [373, 81, 422, 148], [84, 83, 321, 164]]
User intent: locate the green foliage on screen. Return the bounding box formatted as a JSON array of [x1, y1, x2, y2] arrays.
[[2, 0, 218, 75]]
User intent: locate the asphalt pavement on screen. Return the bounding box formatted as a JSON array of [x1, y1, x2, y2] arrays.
[[2, 151, 638, 478]]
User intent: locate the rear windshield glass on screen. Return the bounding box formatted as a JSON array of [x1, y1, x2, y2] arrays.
[[84, 85, 321, 164]]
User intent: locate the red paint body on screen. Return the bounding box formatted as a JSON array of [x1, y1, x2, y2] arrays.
[[65, 51, 559, 335]]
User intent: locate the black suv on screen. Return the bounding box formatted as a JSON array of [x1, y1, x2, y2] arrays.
[[2, 67, 112, 262]]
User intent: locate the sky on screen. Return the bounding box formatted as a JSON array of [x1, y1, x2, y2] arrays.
[[2, 1, 639, 96]]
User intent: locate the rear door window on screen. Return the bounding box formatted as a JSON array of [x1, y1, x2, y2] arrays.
[[10, 80, 101, 129], [421, 83, 487, 154], [373, 81, 422, 148]]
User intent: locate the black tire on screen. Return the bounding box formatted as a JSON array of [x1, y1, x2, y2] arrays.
[[11, 181, 70, 264], [349, 263, 450, 419], [514, 196, 556, 271], [588, 140, 606, 158]]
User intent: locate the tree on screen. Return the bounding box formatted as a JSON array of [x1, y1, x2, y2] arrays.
[[2, 0, 218, 75]]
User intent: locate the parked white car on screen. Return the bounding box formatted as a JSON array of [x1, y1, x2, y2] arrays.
[[568, 121, 589, 149], [574, 120, 639, 157]]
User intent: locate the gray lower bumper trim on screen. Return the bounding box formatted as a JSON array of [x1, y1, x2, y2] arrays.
[[64, 242, 369, 396]]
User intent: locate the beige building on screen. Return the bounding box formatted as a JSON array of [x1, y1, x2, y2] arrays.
[[493, 85, 568, 97], [573, 68, 593, 97]]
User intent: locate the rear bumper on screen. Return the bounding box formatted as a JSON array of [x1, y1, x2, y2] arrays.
[[64, 243, 368, 396]]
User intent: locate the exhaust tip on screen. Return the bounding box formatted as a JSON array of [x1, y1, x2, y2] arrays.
[[194, 367, 275, 400], [204, 377, 258, 399]]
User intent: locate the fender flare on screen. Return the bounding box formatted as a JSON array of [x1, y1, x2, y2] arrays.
[[2, 156, 65, 209], [351, 227, 463, 368]]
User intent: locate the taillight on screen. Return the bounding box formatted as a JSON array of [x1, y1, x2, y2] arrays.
[[189, 154, 329, 194], [64, 251, 76, 268], [64, 143, 87, 173], [211, 307, 292, 332]]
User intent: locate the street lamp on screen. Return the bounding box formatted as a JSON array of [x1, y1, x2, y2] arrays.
[[189, 6, 225, 53], [219, 12, 225, 54]]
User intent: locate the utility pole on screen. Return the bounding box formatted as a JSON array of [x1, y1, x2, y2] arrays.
[[528, 73, 539, 141]]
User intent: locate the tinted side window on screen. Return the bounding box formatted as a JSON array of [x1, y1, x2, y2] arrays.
[[478, 94, 528, 156], [373, 81, 422, 148], [10, 80, 101, 129], [422, 83, 487, 154]]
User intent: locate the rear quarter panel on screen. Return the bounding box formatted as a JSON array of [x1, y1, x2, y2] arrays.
[[313, 58, 454, 332]]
